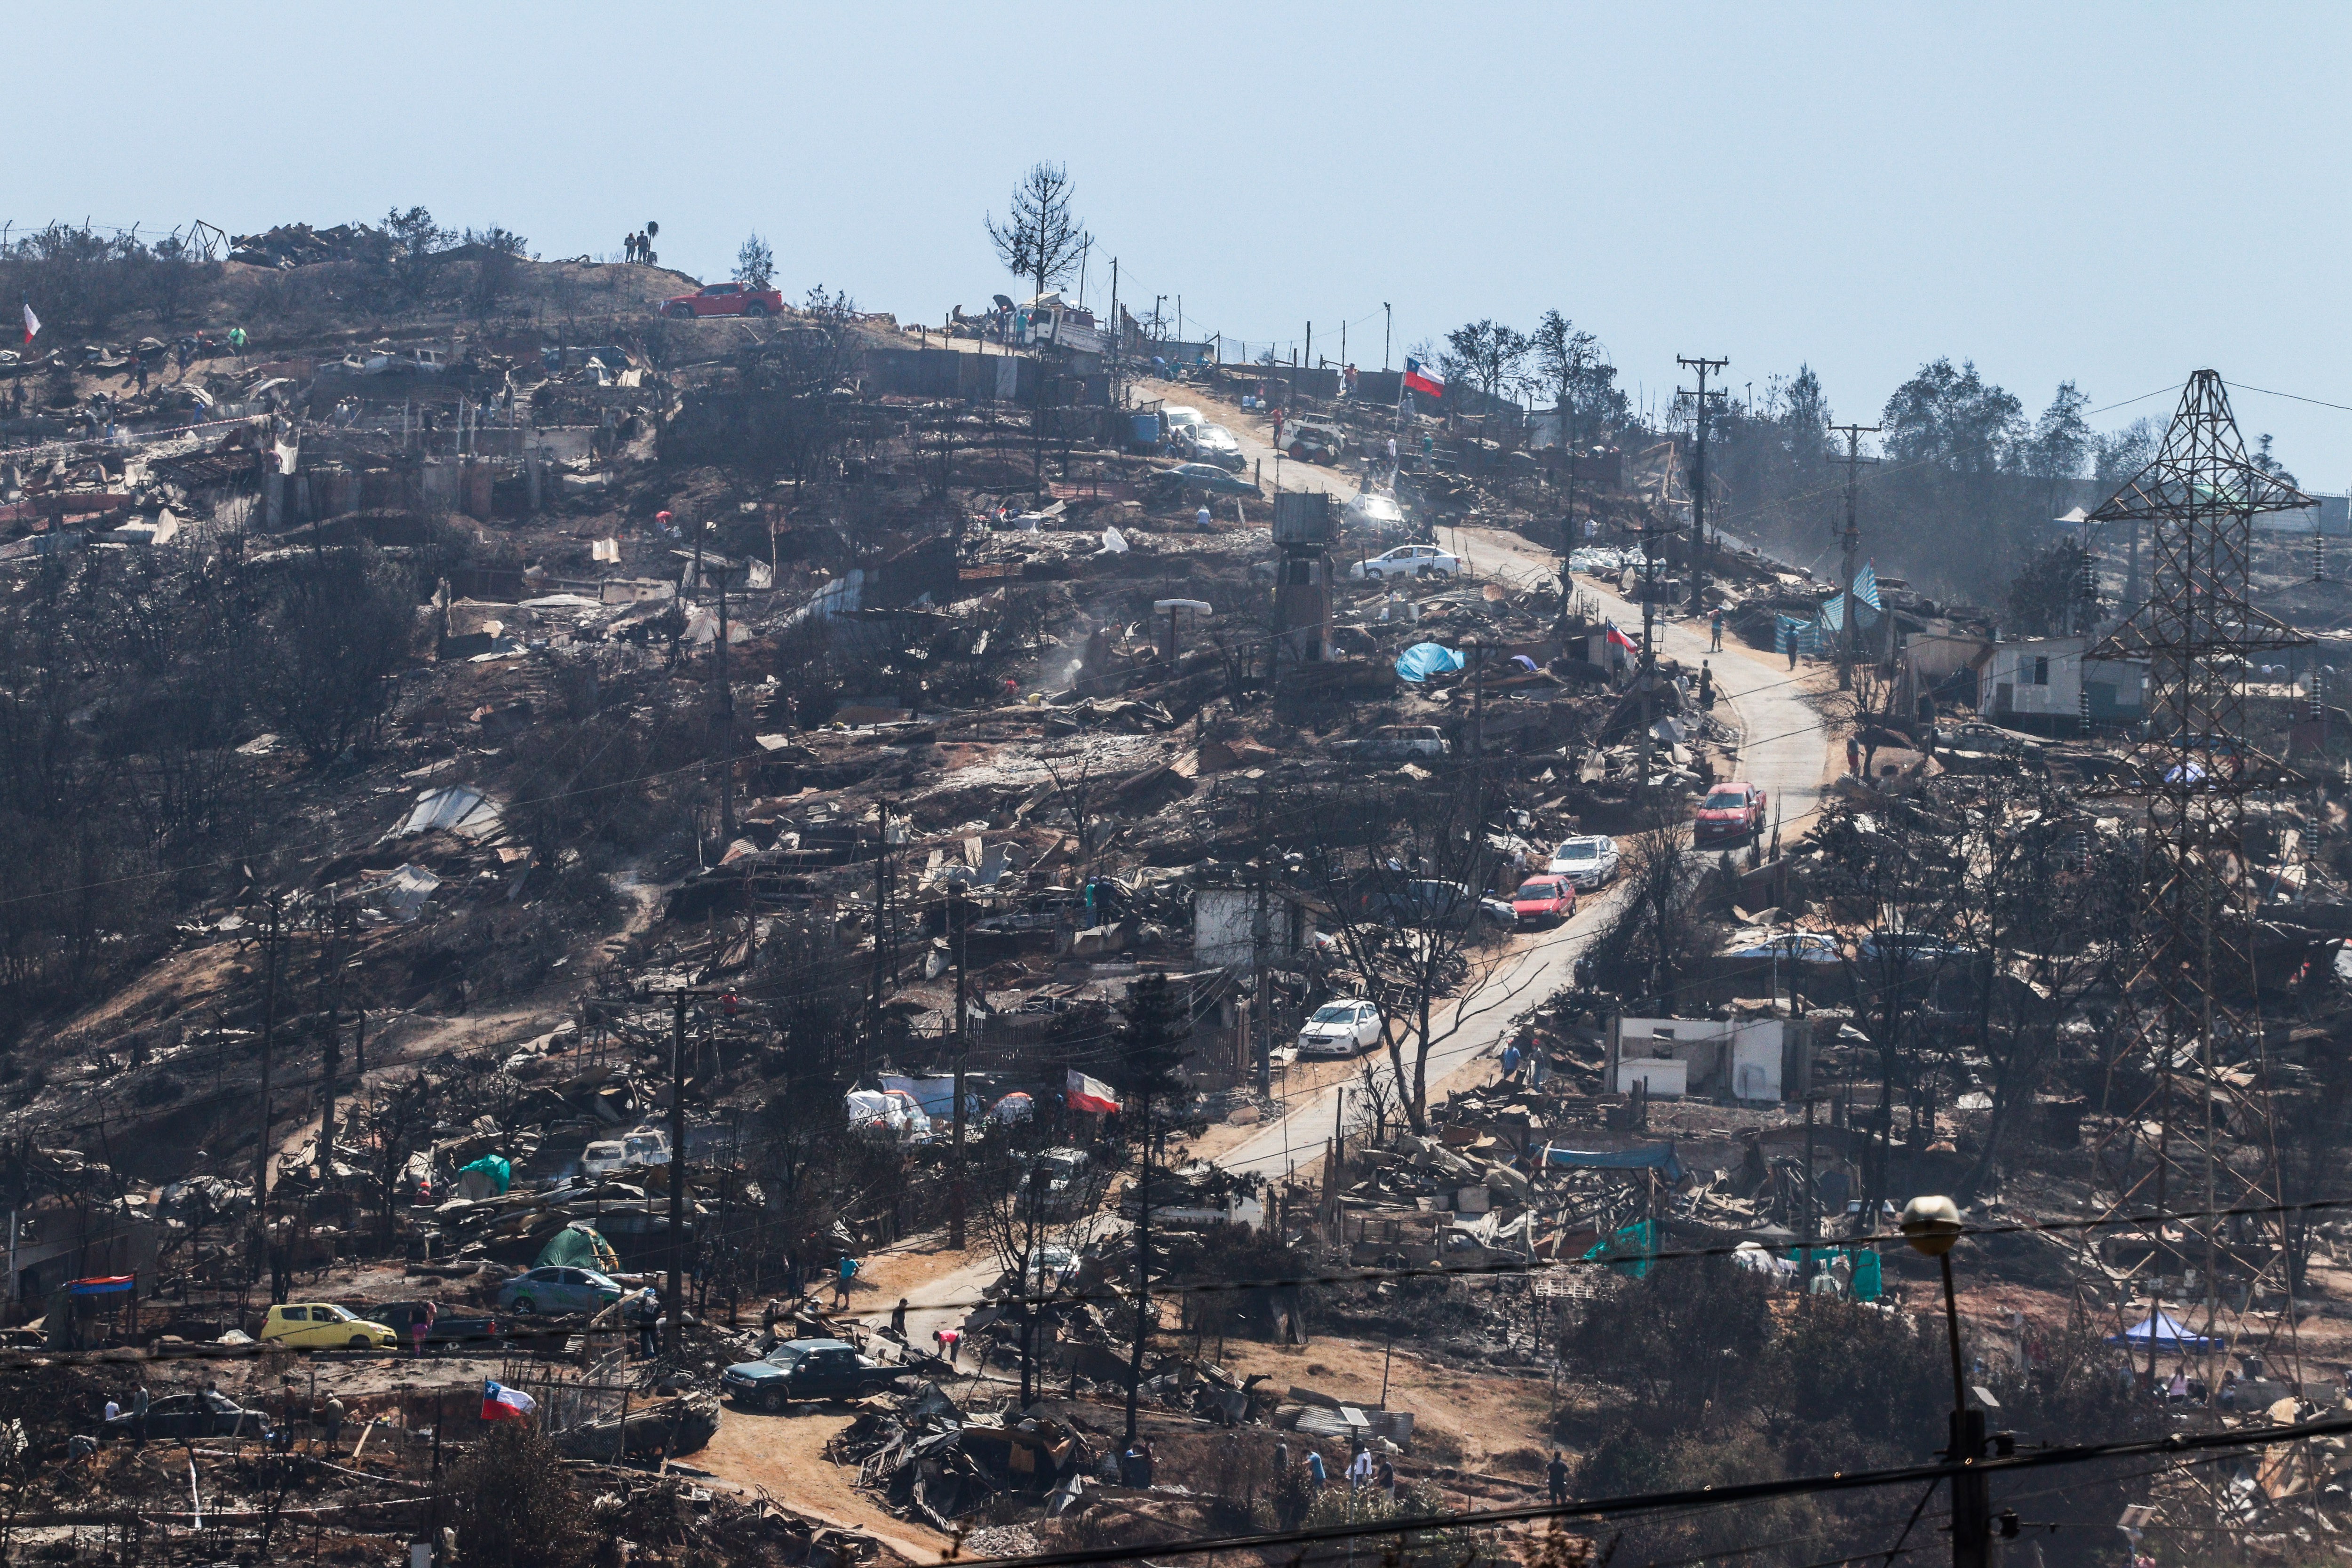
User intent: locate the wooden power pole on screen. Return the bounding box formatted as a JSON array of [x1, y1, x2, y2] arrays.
[[1828, 423, 1879, 691]]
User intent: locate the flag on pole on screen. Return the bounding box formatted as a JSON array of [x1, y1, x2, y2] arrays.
[[480, 1378, 537, 1423], [1604, 621, 1639, 653], [1401, 356, 1445, 400], [21, 304, 39, 346], [1065, 1069, 1120, 1116]]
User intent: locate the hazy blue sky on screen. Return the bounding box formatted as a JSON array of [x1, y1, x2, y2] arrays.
[[16, 4, 2349, 481]]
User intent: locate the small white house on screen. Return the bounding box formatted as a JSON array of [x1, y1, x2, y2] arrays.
[[1193, 886, 1317, 971], [1605, 1016, 1813, 1103], [1980, 637, 2147, 724]]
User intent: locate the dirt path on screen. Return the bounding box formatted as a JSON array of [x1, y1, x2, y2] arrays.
[[695, 1399, 947, 1564]]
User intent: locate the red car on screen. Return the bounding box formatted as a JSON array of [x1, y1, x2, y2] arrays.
[[1693, 780, 1768, 845], [1510, 874, 1577, 925], [661, 282, 785, 319]]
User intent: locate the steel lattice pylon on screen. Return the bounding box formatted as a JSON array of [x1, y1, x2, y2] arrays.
[[2081, 372, 2312, 1359]]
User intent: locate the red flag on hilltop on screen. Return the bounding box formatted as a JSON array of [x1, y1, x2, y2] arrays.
[[1401, 355, 1444, 400]]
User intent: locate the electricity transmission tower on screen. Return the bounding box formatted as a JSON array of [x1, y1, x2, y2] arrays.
[[2082, 370, 2314, 1377]]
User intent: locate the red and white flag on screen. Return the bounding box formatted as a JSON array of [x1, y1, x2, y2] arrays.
[[1605, 620, 1639, 653], [21, 304, 38, 346], [1401, 355, 1444, 400], [480, 1378, 537, 1423], [1065, 1069, 1120, 1116]]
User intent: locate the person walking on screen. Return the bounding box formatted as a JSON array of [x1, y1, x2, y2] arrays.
[[1710, 609, 1724, 652], [131, 1384, 150, 1443], [1699, 662, 1714, 711], [1547, 1449, 1570, 1504], [1846, 735, 1861, 775], [410, 1300, 435, 1359], [1375, 1456, 1396, 1499], [833, 1252, 858, 1309], [634, 1287, 661, 1358], [1499, 1040, 1522, 1085], [1787, 632, 1798, 671], [1305, 1448, 1327, 1488], [1348, 1444, 1374, 1492], [889, 1298, 909, 1338]]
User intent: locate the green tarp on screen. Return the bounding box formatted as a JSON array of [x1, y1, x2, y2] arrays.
[[459, 1154, 512, 1194], [1788, 1245, 1884, 1302], [536, 1223, 620, 1274], [1583, 1219, 1657, 1280]]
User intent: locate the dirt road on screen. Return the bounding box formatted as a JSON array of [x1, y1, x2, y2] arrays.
[[1215, 523, 1838, 1179]]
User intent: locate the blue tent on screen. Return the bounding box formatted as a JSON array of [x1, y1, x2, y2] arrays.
[[2107, 1311, 2224, 1353], [1396, 643, 1465, 683]]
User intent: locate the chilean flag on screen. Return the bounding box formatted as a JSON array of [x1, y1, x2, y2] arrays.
[[481, 1378, 537, 1423], [1065, 1069, 1121, 1116], [21, 304, 39, 347], [1401, 356, 1444, 400], [1605, 621, 1638, 653]]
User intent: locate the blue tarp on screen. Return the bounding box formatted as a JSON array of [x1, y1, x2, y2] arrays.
[[1540, 1143, 1688, 1183], [1396, 643, 1466, 682], [2107, 1311, 2225, 1353], [67, 1276, 135, 1296], [1776, 615, 1824, 655]]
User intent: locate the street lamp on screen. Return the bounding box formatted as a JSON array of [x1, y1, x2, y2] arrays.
[[1901, 1194, 1992, 1568]]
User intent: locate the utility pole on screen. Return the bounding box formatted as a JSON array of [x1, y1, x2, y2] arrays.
[[1305, 322, 1312, 374], [1340, 318, 1346, 371], [1251, 857, 1272, 1097], [1828, 423, 1879, 692], [1109, 258, 1119, 407], [950, 887, 969, 1249], [1677, 356, 1728, 616], [1635, 516, 1665, 804], [317, 912, 346, 1180], [665, 990, 688, 1357], [254, 891, 286, 1220], [1383, 303, 1391, 372], [715, 562, 733, 844], [869, 801, 894, 1055]]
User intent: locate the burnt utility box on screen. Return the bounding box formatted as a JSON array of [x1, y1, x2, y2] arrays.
[[1271, 492, 1334, 668], [1272, 491, 1336, 546]]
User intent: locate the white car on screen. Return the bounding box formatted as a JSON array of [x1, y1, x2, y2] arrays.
[[1349, 545, 1460, 582], [1546, 835, 1620, 890], [1162, 406, 1204, 433], [1344, 492, 1406, 530], [582, 1126, 672, 1177], [1296, 999, 1384, 1059], [1181, 422, 1247, 470]]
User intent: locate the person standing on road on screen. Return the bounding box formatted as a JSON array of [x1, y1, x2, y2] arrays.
[[1700, 662, 1715, 711], [1846, 735, 1861, 775], [1710, 609, 1724, 651], [1787, 634, 1798, 671], [834, 1253, 859, 1309], [890, 1298, 909, 1338], [1548, 1449, 1570, 1504]]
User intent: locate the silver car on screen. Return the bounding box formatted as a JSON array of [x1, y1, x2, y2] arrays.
[[1546, 835, 1620, 891], [1182, 422, 1248, 471]]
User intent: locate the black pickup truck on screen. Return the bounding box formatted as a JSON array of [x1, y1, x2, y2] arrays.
[[375, 1301, 502, 1349]]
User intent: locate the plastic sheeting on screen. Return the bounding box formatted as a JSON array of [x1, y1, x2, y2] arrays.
[[1395, 642, 1465, 682], [458, 1154, 512, 1194], [386, 786, 503, 842], [1539, 1143, 1689, 1183], [536, 1223, 622, 1274]]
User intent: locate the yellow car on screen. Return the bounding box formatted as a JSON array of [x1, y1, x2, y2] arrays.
[[260, 1303, 400, 1350]]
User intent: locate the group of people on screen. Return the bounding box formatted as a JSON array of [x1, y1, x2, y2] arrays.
[[621, 231, 658, 266], [1271, 1434, 1398, 1498]]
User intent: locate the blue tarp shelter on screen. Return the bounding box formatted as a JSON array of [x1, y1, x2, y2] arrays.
[[1539, 1143, 1688, 1183], [1395, 643, 1465, 682], [2107, 1311, 2225, 1353], [459, 1154, 512, 1194]]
